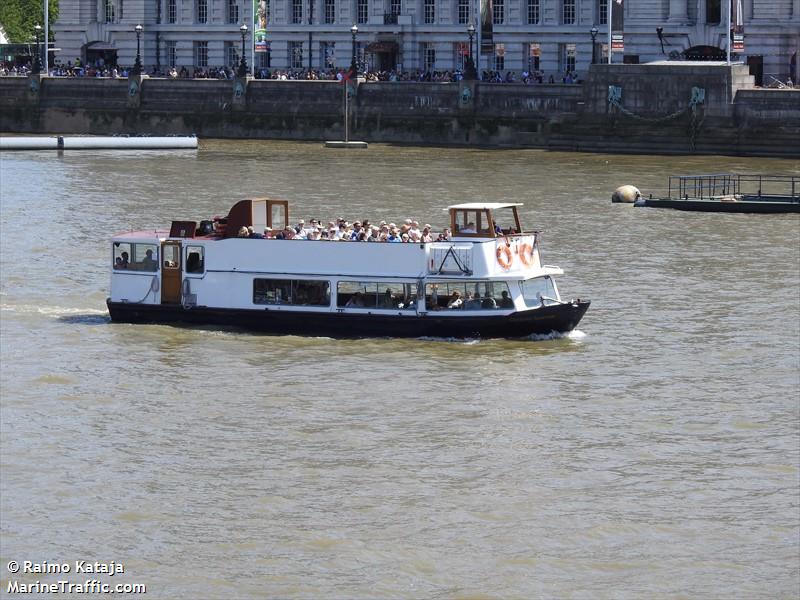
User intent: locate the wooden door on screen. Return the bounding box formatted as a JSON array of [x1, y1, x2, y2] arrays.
[[161, 241, 183, 304]]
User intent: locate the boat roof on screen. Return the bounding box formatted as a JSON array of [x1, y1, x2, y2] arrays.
[[447, 203, 523, 210]]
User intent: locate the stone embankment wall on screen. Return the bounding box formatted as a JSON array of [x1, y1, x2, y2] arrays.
[[1, 64, 798, 157]]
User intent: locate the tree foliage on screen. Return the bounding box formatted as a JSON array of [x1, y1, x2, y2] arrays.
[[0, 0, 59, 42]]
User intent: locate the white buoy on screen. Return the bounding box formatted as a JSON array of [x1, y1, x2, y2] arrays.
[[612, 185, 642, 203]]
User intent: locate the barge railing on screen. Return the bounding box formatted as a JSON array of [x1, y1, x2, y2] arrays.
[[668, 174, 800, 201]]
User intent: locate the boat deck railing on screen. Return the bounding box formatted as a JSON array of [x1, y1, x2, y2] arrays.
[[668, 174, 800, 201]]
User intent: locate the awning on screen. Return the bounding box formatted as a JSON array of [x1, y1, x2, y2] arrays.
[[365, 42, 398, 54], [84, 41, 117, 51]]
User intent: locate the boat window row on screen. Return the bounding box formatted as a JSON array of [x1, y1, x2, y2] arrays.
[[113, 242, 159, 271], [253, 278, 331, 306], [427, 281, 512, 310], [337, 281, 418, 310]]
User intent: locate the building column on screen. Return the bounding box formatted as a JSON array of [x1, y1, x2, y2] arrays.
[[668, 0, 688, 22]]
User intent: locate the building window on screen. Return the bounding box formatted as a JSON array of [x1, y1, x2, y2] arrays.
[[168, 0, 177, 22], [257, 47, 271, 68], [254, 279, 330, 306], [228, 0, 239, 23], [390, 0, 401, 15], [457, 0, 469, 24], [195, 41, 209, 67], [197, 0, 208, 23], [166, 40, 177, 67], [357, 0, 368, 23], [292, 0, 303, 23], [424, 0, 435, 24], [527, 42, 540, 72], [527, 0, 539, 24], [492, 0, 504, 24], [104, 0, 115, 23], [563, 0, 575, 24], [560, 42, 576, 73], [422, 42, 435, 71], [706, 0, 720, 23], [119, 0, 124, 20], [320, 41, 336, 69], [289, 41, 304, 68], [225, 41, 239, 67], [493, 43, 504, 70], [598, 0, 607, 24], [324, 0, 336, 23]]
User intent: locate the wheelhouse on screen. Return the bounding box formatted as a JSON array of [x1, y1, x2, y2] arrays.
[[449, 203, 523, 237]]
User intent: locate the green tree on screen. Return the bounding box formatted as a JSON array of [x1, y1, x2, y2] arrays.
[[0, 0, 59, 42]]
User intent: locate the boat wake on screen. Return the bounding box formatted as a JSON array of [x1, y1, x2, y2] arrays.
[[0, 303, 110, 324]]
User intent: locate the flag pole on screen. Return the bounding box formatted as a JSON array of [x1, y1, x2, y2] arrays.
[[726, 0, 731, 64], [44, 0, 49, 73], [607, 0, 612, 64]]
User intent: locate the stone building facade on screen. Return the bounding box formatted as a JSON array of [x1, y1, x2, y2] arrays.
[[53, 0, 799, 81]]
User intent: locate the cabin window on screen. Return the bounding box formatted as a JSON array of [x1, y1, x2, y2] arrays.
[[337, 281, 417, 310], [186, 246, 205, 274], [453, 210, 487, 235], [425, 281, 511, 310], [521, 276, 557, 307], [253, 278, 330, 306], [113, 242, 158, 271]]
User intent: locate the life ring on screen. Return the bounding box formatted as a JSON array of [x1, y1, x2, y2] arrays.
[[518, 243, 534, 267], [496, 243, 513, 269]]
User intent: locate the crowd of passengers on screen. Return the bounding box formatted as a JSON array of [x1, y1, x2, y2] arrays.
[[236, 218, 455, 242]]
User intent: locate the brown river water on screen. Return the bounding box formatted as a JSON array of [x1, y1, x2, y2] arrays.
[[1, 140, 799, 598]]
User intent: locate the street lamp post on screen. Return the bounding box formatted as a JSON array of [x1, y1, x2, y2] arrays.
[[32, 24, 42, 74], [132, 24, 143, 75], [238, 24, 249, 77], [590, 26, 598, 65], [350, 24, 358, 75], [465, 22, 476, 80]]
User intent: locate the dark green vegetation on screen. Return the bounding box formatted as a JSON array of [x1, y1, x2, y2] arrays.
[[0, 0, 58, 42]]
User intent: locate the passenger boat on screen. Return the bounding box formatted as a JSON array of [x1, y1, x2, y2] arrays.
[[635, 174, 800, 213], [106, 198, 589, 339]]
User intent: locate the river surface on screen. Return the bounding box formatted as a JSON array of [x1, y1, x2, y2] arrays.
[[1, 141, 799, 599]]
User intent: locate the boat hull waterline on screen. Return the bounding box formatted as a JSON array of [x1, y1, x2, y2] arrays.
[[106, 300, 590, 339]]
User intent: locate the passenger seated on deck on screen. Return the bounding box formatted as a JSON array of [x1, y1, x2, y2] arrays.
[[447, 290, 463, 309], [482, 294, 497, 309], [237, 226, 249, 238], [499, 290, 514, 308], [115, 252, 129, 269], [346, 292, 365, 307], [380, 289, 397, 308], [464, 292, 482, 310], [141, 249, 157, 271]]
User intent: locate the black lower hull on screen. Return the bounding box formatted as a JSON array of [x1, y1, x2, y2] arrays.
[[639, 199, 800, 213], [106, 300, 590, 339]]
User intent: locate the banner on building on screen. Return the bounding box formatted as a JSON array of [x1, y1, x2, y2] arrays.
[[611, 34, 624, 53], [480, 0, 493, 55], [254, 0, 268, 52], [731, 0, 744, 33], [611, 0, 624, 32]]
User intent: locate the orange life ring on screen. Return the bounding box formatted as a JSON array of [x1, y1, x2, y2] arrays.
[[496, 243, 513, 269], [518, 243, 534, 267]]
